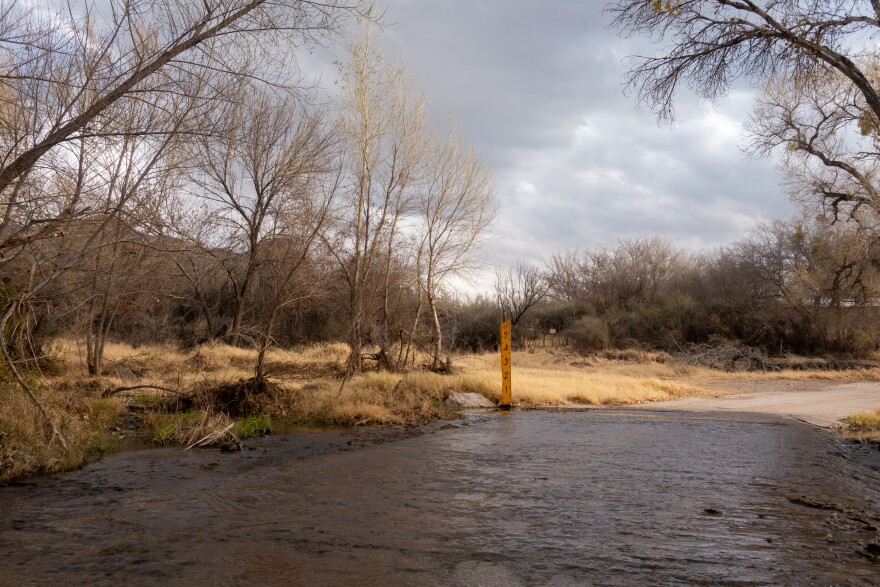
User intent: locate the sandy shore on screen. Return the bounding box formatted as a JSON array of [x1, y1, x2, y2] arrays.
[[632, 379, 880, 428]]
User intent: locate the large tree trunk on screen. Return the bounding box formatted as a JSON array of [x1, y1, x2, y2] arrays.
[[229, 293, 246, 347], [401, 293, 422, 369]]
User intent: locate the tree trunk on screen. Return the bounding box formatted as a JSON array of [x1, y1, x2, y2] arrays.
[[228, 292, 246, 347], [427, 293, 442, 369], [346, 307, 363, 374], [402, 293, 422, 369], [254, 302, 282, 383]]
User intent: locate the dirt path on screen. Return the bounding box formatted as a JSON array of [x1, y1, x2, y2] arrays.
[[633, 379, 880, 428]]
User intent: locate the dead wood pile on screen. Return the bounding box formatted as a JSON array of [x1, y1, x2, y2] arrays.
[[673, 343, 771, 372]]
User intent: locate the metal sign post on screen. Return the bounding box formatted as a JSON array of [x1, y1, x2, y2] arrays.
[[500, 320, 511, 409]]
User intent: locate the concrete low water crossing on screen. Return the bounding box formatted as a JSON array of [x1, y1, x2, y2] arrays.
[[1, 410, 880, 585]]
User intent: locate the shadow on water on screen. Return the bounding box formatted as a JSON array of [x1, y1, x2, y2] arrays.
[[2, 410, 880, 585]]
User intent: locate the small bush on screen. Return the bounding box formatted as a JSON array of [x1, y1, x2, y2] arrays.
[[566, 316, 610, 353], [842, 331, 878, 359], [200, 377, 279, 416]]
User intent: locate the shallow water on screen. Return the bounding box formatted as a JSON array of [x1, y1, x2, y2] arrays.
[[1, 411, 879, 586]]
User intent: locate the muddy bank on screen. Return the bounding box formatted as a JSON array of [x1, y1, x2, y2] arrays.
[[3, 411, 880, 585]]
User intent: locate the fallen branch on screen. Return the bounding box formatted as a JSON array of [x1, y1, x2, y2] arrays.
[[102, 384, 181, 398], [673, 342, 769, 371]]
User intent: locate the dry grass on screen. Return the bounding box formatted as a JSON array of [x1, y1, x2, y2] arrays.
[[143, 411, 236, 447], [46, 339, 880, 417], [0, 373, 125, 482], [45, 339, 466, 427], [704, 367, 880, 382], [268, 370, 492, 425], [49, 339, 350, 390], [844, 408, 880, 431], [455, 351, 705, 406], [455, 348, 880, 406]]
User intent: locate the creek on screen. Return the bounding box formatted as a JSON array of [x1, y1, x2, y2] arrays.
[[1, 411, 879, 585]]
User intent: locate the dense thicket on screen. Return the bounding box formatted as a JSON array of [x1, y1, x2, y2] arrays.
[[472, 222, 880, 357]]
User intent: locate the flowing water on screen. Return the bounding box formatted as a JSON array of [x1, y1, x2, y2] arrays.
[[2, 410, 880, 586]]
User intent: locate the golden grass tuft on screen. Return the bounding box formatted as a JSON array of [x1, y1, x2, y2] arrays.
[[844, 407, 880, 431]]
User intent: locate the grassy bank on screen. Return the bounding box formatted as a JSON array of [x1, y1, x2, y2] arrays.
[[3, 339, 880, 482], [842, 408, 880, 441], [0, 371, 126, 481]]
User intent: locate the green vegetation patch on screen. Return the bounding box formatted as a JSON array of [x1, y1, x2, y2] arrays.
[[233, 415, 272, 439], [144, 411, 205, 446]]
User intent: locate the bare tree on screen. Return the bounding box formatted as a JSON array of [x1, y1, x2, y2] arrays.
[[546, 250, 591, 302], [186, 88, 336, 347], [251, 178, 337, 383], [606, 0, 880, 124], [170, 241, 227, 344], [417, 126, 496, 369], [495, 262, 550, 327], [0, 0, 361, 438], [747, 64, 880, 224], [606, 0, 880, 233], [331, 23, 428, 373], [0, 0, 362, 227], [589, 238, 682, 311]]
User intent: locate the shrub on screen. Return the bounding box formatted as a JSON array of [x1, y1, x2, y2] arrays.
[[566, 316, 610, 353]]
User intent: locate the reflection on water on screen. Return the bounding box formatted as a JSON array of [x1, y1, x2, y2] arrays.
[[1, 411, 879, 586], [841, 429, 880, 443]]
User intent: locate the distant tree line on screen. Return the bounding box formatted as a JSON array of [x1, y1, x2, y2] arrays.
[[480, 219, 880, 357]]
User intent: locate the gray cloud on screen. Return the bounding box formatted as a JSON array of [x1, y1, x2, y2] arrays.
[[376, 0, 795, 271], [296, 1, 796, 294]]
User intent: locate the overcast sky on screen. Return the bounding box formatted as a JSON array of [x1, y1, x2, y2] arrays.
[[309, 1, 797, 288]]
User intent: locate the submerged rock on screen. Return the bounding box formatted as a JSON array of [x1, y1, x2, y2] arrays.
[[220, 440, 242, 453]]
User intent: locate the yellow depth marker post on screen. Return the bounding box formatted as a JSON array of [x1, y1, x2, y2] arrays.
[[500, 320, 512, 409]]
